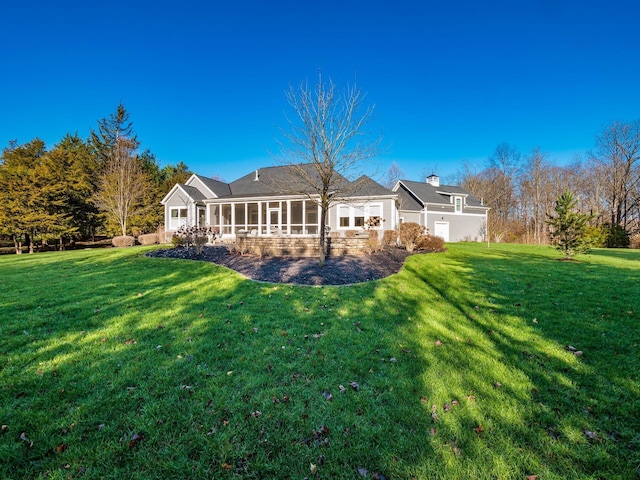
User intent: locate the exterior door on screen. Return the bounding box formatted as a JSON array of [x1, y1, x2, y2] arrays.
[[268, 208, 279, 233], [434, 221, 449, 242]]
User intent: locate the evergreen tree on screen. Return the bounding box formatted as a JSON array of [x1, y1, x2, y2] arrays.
[[546, 190, 594, 259]]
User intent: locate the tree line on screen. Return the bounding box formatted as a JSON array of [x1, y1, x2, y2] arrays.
[[452, 120, 640, 246], [0, 104, 191, 253]]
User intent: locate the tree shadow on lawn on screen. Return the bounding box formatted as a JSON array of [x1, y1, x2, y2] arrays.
[[401, 246, 640, 478], [1, 246, 639, 479]]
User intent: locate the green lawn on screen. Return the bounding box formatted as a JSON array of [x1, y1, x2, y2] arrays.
[[1, 243, 638, 479]]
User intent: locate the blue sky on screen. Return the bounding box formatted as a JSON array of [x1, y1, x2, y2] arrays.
[[1, 0, 639, 184]]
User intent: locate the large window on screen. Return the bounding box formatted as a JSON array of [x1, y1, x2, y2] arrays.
[[339, 205, 350, 227], [338, 203, 383, 229], [170, 208, 187, 230], [455, 197, 462, 213]]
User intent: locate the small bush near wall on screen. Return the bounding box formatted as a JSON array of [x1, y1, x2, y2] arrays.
[[366, 230, 381, 253], [417, 234, 445, 252], [382, 230, 397, 247], [399, 222, 423, 252], [112, 236, 136, 247], [344, 230, 359, 238], [630, 233, 640, 249], [138, 234, 158, 245]]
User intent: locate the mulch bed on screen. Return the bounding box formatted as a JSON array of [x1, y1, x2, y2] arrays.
[[147, 246, 416, 285]]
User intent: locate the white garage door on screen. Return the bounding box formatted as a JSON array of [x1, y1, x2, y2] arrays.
[[434, 222, 449, 242]]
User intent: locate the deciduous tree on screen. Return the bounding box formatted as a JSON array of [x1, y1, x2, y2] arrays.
[[275, 75, 380, 265]]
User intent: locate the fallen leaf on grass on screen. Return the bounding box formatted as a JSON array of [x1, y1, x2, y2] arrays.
[[55, 443, 68, 453], [443, 403, 451, 411], [474, 424, 484, 433], [207, 427, 216, 436], [372, 472, 388, 480], [358, 467, 368, 476], [310, 463, 317, 474], [322, 390, 333, 401], [128, 432, 144, 449], [429, 428, 438, 436], [349, 381, 360, 391], [19, 432, 33, 447], [494, 382, 502, 388], [1, 425, 7, 434], [124, 338, 136, 345], [584, 430, 598, 440], [526, 475, 539, 480], [222, 463, 233, 470], [435, 340, 442, 346], [338, 385, 346, 393]]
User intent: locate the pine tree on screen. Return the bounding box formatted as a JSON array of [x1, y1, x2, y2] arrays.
[[546, 190, 594, 259]]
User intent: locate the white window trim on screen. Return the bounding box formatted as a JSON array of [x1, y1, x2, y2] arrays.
[[454, 196, 462, 213], [169, 207, 188, 230], [336, 202, 384, 230]]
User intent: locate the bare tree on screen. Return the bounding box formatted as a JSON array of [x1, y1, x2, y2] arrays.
[[276, 75, 380, 265], [94, 137, 151, 236], [590, 120, 640, 230], [384, 161, 405, 189]]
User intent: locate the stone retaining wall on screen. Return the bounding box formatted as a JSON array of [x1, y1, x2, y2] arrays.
[[235, 234, 370, 257]]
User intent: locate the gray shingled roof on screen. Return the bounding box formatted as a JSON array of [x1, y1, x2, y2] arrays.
[[179, 184, 207, 202], [351, 175, 395, 196], [193, 174, 231, 197], [398, 180, 486, 208], [226, 164, 356, 198]]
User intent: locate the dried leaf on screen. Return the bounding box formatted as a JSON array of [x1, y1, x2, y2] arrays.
[[566, 345, 577, 352], [128, 432, 144, 448], [222, 462, 233, 470], [250, 411, 262, 418], [389, 357, 397, 362], [55, 443, 68, 453], [474, 424, 484, 433], [322, 390, 333, 401], [349, 381, 360, 391], [358, 467, 368, 476], [207, 427, 216, 435], [584, 430, 598, 440], [429, 427, 438, 436], [372, 473, 388, 480], [443, 403, 451, 411], [435, 340, 442, 346], [574, 350, 583, 356], [338, 385, 347, 393], [420, 396, 428, 403], [494, 382, 502, 388], [124, 338, 136, 345], [97, 424, 105, 431], [310, 463, 317, 474], [526, 475, 539, 480], [1, 425, 7, 434], [431, 413, 439, 421]]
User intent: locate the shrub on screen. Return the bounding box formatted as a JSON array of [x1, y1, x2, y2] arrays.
[[171, 234, 186, 248], [630, 233, 640, 249], [606, 224, 630, 248], [173, 225, 217, 254], [399, 222, 423, 252], [112, 236, 136, 247], [344, 230, 358, 238], [417, 234, 445, 252], [365, 230, 380, 254], [138, 233, 158, 245], [382, 229, 397, 247], [582, 226, 607, 248]]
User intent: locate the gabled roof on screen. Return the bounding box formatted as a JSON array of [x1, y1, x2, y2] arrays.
[[160, 183, 206, 204], [396, 180, 486, 209], [189, 174, 231, 198]]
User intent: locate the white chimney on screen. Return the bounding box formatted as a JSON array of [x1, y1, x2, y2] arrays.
[[254, 169, 259, 181], [426, 174, 440, 187]]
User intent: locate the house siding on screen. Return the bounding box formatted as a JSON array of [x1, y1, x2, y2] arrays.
[[426, 213, 486, 242], [187, 176, 215, 197]]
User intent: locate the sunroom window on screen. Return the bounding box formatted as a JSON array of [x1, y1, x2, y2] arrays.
[[170, 208, 188, 230]]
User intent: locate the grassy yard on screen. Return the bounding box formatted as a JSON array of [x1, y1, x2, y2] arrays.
[[0, 243, 638, 479]]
